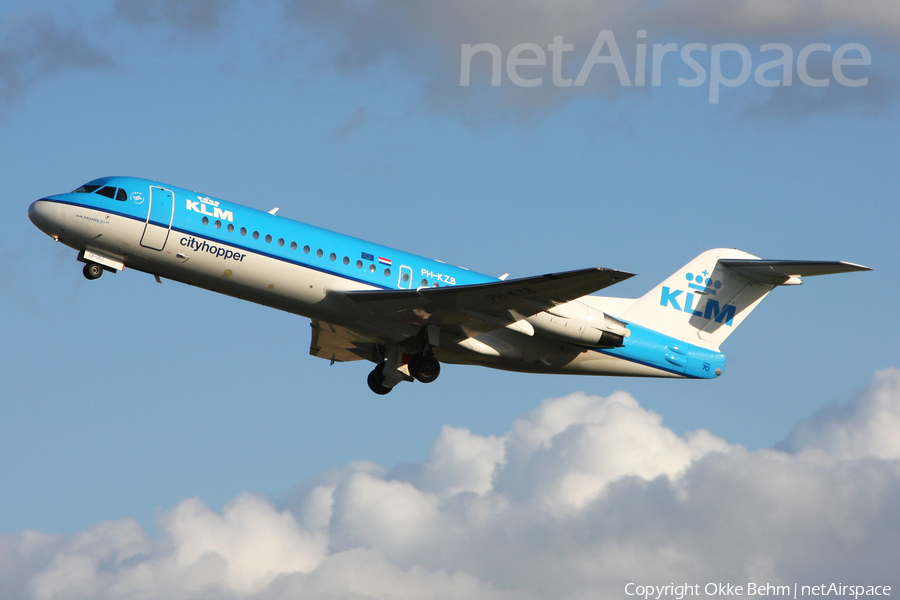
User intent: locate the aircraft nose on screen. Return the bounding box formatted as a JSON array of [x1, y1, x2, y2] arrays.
[[28, 199, 67, 237]]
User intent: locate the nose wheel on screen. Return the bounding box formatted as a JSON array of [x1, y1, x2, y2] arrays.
[[83, 263, 103, 280], [409, 353, 441, 384]]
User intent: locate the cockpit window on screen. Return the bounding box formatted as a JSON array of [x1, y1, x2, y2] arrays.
[[96, 186, 118, 200], [72, 183, 127, 201]]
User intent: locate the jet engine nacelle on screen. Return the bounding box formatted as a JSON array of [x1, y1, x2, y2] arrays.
[[526, 301, 630, 347]]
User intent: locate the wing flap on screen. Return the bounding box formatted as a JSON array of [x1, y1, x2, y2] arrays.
[[334, 267, 634, 330], [309, 319, 372, 362]]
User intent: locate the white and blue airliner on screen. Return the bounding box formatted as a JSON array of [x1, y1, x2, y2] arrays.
[[29, 177, 870, 394]]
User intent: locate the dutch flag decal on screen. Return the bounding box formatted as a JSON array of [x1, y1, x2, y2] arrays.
[[378, 257, 392, 266]]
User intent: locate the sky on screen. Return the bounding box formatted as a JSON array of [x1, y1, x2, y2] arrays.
[[1, 1, 899, 598]]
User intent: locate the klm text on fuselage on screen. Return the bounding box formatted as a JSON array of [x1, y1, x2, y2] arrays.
[[186, 197, 233, 222]]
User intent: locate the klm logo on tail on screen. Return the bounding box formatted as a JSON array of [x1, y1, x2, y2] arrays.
[[660, 271, 736, 326], [686, 270, 721, 294]]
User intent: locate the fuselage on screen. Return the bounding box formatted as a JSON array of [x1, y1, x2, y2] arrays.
[[28, 176, 726, 386]]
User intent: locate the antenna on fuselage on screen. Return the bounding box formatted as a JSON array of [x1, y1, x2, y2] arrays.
[[268, 208, 280, 215]]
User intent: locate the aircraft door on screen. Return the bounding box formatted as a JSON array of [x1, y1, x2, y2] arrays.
[[398, 265, 413, 289], [141, 186, 175, 250]]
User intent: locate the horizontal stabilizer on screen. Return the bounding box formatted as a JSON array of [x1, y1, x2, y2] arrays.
[[719, 259, 872, 285]]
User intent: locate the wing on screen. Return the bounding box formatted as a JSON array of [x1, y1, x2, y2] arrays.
[[332, 267, 634, 336], [309, 319, 375, 362]]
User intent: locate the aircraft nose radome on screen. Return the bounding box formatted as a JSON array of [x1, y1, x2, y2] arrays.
[[28, 199, 66, 237]]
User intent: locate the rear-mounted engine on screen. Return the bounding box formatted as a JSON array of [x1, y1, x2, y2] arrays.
[[526, 302, 630, 347]]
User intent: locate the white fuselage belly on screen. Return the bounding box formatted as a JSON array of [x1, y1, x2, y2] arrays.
[[59, 204, 670, 378]]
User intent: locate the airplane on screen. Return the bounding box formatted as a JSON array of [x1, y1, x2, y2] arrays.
[[28, 176, 871, 394]]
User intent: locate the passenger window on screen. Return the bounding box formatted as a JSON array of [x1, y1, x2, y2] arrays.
[[290, 242, 297, 250], [96, 186, 117, 199], [316, 249, 323, 258], [240, 227, 247, 236], [421, 279, 428, 287], [253, 231, 260, 240], [214, 220, 222, 229], [384, 268, 391, 277], [202, 217, 209, 225], [265, 234, 272, 243], [227, 224, 234, 233], [329, 253, 336, 261], [343, 256, 350, 265], [402, 273, 409, 282], [369, 264, 376, 273], [356, 260, 363, 269], [278, 238, 285, 247], [304, 245, 310, 254], [116, 188, 128, 201]]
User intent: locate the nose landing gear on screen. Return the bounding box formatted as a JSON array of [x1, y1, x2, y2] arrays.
[[77, 250, 124, 280]]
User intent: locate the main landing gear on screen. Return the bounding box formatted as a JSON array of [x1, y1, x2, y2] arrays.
[[366, 351, 442, 395], [366, 329, 443, 395]]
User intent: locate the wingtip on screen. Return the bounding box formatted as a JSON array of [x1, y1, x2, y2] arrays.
[[842, 261, 873, 272], [603, 268, 637, 282]]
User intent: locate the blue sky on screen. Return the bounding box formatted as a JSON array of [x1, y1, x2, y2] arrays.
[[1, 2, 899, 597]]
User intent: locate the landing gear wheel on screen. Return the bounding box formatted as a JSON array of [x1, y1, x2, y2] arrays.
[[83, 263, 103, 280], [409, 353, 441, 384], [367, 364, 392, 395]]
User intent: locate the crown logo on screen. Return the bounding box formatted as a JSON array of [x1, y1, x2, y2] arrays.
[[685, 270, 722, 295]]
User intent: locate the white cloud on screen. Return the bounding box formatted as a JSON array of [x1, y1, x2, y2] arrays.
[[496, 391, 731, 514], [21, 494, 326, 599], [160, 494, 326, 593], [414, 424, 506, 496], [783, 367, 900, 460], [4, 369, 900, 599]]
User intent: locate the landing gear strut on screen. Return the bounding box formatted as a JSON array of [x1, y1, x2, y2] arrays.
[[83, 263, 103, 280]]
